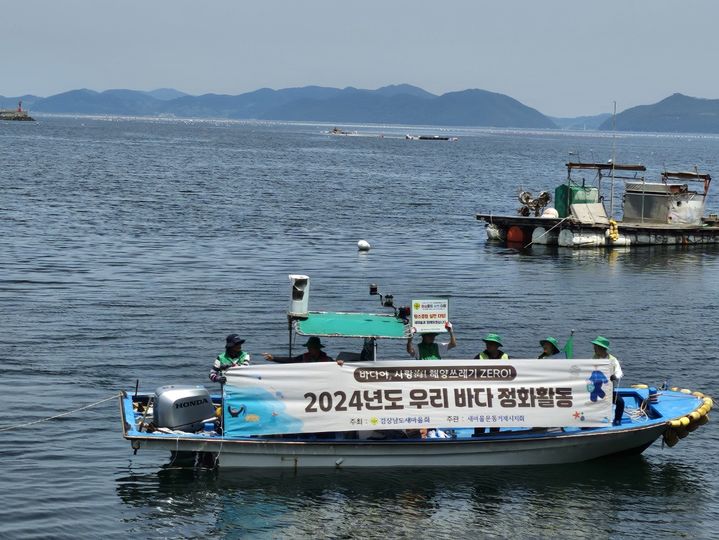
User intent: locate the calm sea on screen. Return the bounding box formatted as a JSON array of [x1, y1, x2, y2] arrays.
[[1, 116, 717, 539]]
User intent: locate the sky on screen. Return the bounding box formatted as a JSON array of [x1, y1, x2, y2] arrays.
[[2, 0, 718, 117]]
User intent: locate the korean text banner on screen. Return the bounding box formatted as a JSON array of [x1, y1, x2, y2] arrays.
[[223, 359, 613, 436]]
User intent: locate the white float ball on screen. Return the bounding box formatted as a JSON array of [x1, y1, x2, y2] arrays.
[[357, 240, 371, 251], [542, 207, 559, 218]]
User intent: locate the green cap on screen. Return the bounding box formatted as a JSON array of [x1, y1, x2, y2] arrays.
[[482, 333, 503, 346], [540, 337, 560, 354], [304, 336, 325, 349], [591, 336, 610, 350]]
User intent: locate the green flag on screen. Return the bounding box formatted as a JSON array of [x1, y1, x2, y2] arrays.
[[563, 333, 574, 359]]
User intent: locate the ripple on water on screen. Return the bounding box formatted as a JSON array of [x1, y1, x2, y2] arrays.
[[0, 117, 718, 539]]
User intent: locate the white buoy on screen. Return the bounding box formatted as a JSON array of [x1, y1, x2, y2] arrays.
[[357, 240, 371, 251]]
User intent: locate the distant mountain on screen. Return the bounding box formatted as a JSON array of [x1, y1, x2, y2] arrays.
[[33, 89, 162, 115], [263, 87, 556, 128], [21, 84, 556, 128], [552, 113, 611, 130], [599, 93, 719, 133], [162, 86, 345, 118], [372, 84, 436, 99], [143, 88, 189, 100]]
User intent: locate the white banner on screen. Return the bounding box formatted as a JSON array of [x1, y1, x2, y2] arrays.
[[223, 359, 613, 436], [411, 299, 449, 334]]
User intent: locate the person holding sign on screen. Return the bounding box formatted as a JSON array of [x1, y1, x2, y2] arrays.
[[591, 336, 625, 426], [475, 333, 509, 360], [406, 322, 457, 360]]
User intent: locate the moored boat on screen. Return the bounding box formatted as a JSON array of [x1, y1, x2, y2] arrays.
[[477, 162, 719, 248]]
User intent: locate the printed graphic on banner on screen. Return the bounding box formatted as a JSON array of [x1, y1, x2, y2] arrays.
[[411, 299, 449, 334], [223, 359, 613, 436]]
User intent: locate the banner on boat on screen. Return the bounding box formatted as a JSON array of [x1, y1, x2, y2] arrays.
[[223, 358, 613, 436], [411, 299, 449, 334]]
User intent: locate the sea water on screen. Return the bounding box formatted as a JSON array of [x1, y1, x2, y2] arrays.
[[1, 117, 717, 538]]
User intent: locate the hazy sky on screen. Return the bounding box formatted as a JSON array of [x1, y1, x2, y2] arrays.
[[2, 0, 718, 116]]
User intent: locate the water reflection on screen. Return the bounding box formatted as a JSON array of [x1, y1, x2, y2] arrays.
[[115, 456, 711, 538]]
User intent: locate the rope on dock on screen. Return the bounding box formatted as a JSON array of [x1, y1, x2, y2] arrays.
[[0, 393, 121, 432], [523, 217, 570, 249]]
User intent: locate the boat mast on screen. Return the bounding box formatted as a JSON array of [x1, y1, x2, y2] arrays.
[[610, 101, 617, 217]]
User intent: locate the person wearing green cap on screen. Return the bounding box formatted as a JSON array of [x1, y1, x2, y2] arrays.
[[538, 337, 562, 359], [475, 333, 509, 360], [591, 336, 625, 426], [262, 336, 337, 364]]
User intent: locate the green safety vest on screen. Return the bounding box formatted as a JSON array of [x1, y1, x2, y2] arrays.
[[217, 351, 249, 368], [478, 351, 509, 360], [417, 342, 441, 360]]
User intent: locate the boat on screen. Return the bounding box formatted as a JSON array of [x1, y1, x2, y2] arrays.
[[476, 162, 719, 248], [119, 276, 712, 468], [0, 100, 34, 121], [406, 134, 459, 141], [328, 127, 359, 136]]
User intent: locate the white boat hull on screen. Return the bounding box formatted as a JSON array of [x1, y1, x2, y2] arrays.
[[129, 424, 665, 469]]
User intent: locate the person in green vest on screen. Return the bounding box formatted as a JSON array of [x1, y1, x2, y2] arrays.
[[209, 334, 250, 384], [475, 333, 509, 359], [538, 336, 562, 359], [406, 321, 457, 359], [591, 336, 625, 426]]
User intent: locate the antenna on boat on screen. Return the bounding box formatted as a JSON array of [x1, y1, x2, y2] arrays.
[[610, 101, 617, 216]]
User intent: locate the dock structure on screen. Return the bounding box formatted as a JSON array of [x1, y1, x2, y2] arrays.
[[0, 100, 35, 121], [477, 162, 719, 248]]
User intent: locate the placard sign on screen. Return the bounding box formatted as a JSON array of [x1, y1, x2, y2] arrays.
[[223, 358, 613, 436], [411, 299, 449, 334]]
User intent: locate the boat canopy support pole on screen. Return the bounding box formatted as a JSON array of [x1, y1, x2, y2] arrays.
[[287, 316, 293, 359]]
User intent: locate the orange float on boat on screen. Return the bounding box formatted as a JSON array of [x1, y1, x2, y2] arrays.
[[507, 226, 526, 244]]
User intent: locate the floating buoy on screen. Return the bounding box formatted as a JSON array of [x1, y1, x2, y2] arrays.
[[703, 397, 713, 410], [632, 384, 649, 389], [679, 416, 691, 426], [669, 419, 682, 428], [689, 411, 701, 421], [680, 388, 692, 394], [507, 226, 527, 244], [357, 240, 371, 251], [692, 391, 705, 398]]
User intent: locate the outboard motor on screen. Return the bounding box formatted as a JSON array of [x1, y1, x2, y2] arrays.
[[153, 385, 215, 432]]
